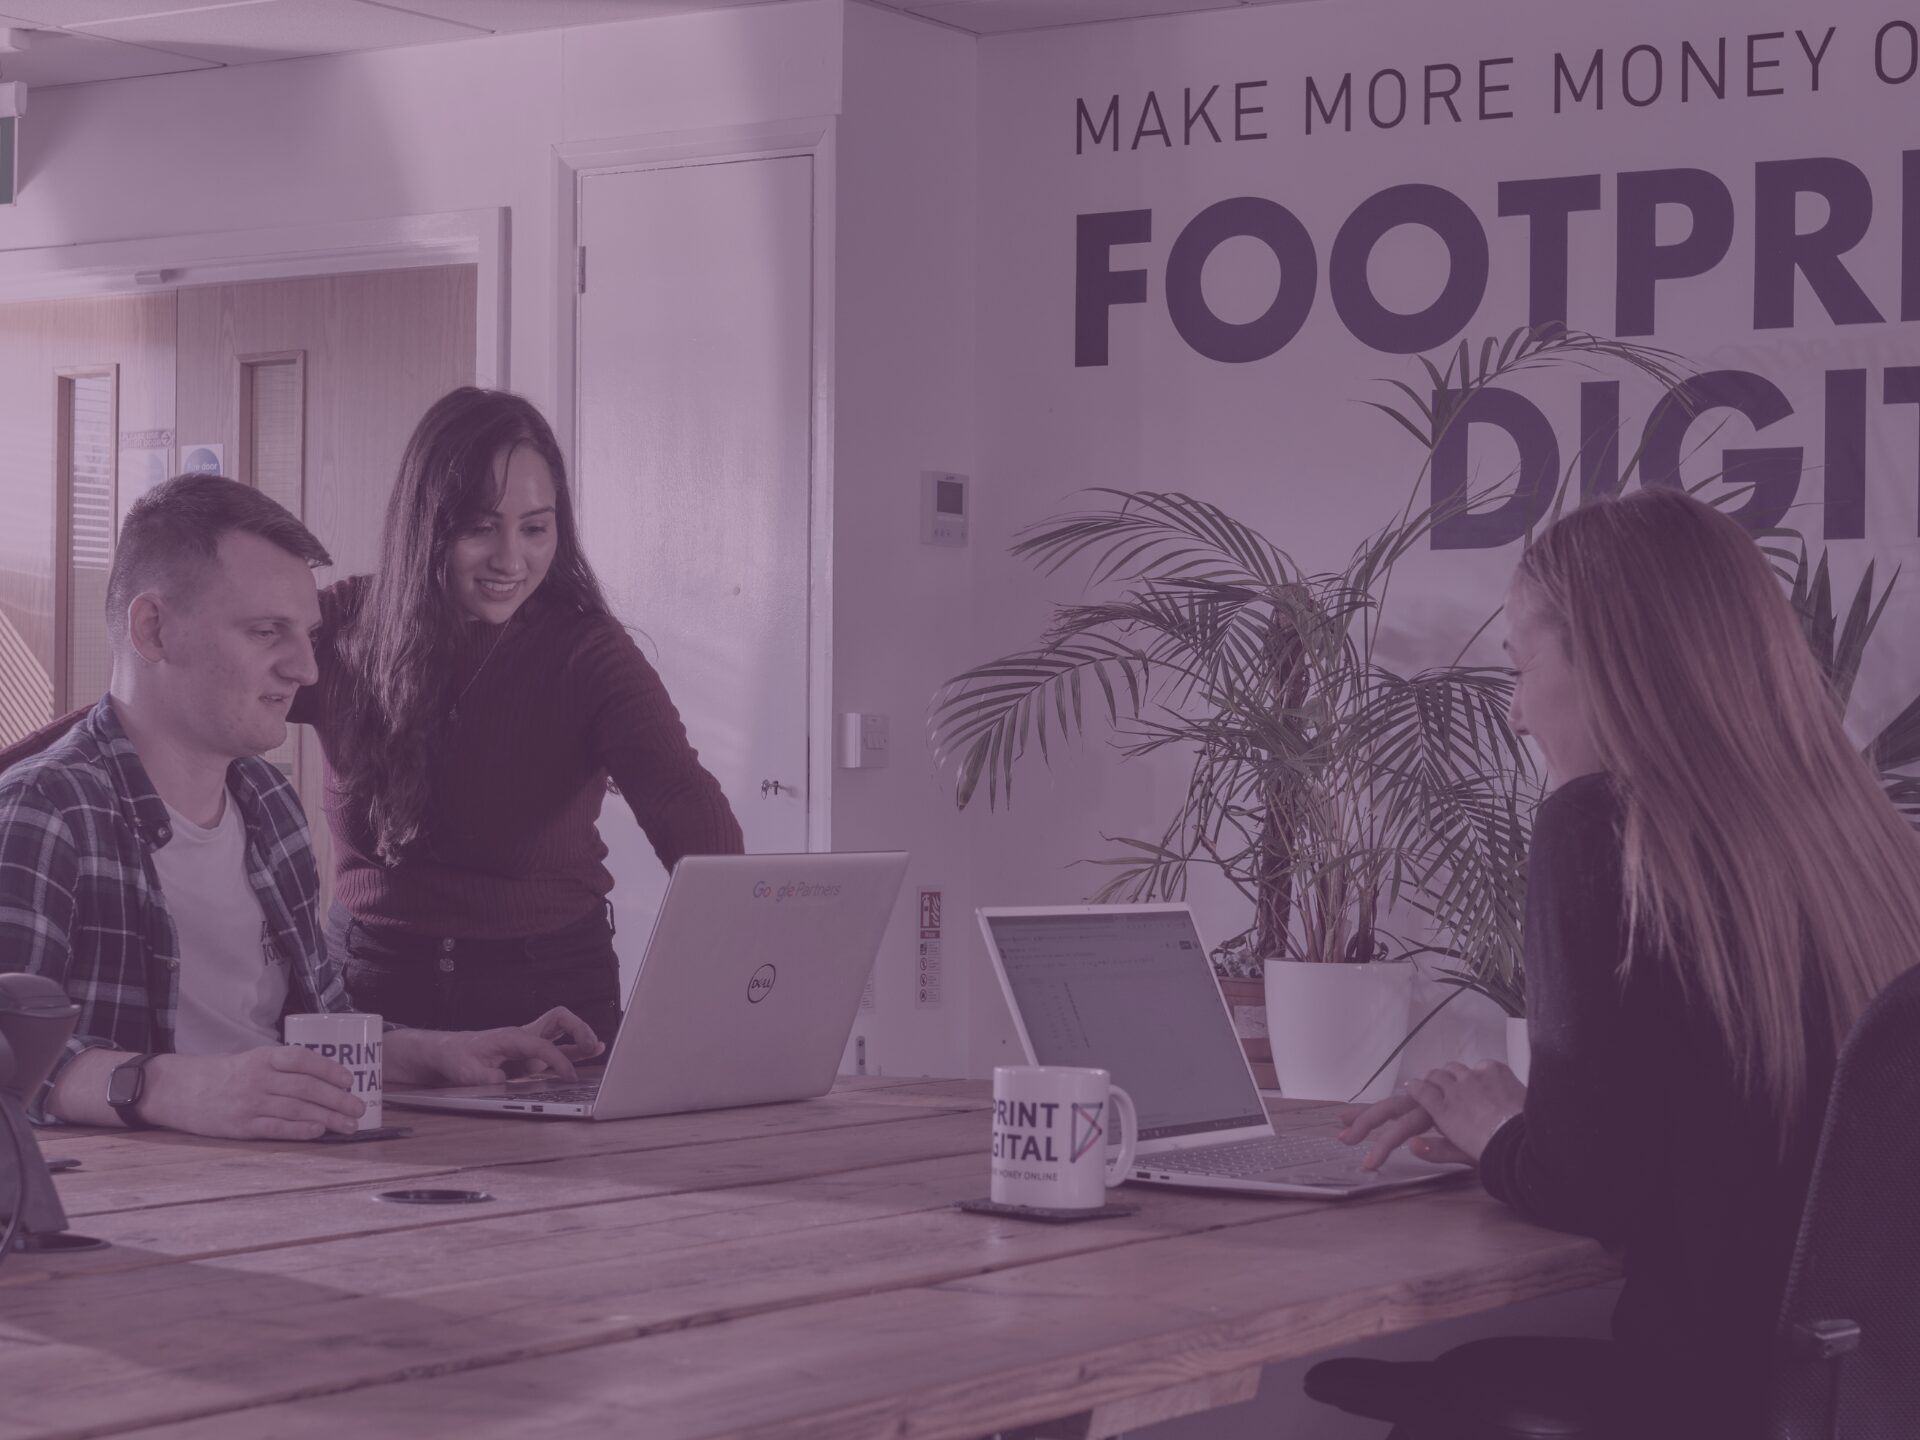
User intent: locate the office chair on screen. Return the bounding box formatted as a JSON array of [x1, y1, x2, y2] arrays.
[[1767, 958, 1920, 1439], [1303, 960, 1920, 1440], [0, 705, 84, 775]]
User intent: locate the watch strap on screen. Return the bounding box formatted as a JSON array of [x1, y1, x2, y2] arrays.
[[108, 1052, 159, 1130]]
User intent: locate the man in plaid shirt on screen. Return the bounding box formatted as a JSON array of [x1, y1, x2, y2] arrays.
[[0, 477, 601, 1138]]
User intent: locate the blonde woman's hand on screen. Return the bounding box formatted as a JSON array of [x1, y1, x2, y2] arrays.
[[1338, 1090, 1449, 1171], [1405, 1061, 1527, 1164], [1339, 1061, 1526, 1169]]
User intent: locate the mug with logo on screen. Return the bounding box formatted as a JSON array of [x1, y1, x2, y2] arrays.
[[990, 1065, 1139, 1211], [284, 1012, 383, 1131]]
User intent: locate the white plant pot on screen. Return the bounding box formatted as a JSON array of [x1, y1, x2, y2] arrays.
[[1506, 1015, 1531, 1086], [1262, 959, 1414, 1104]]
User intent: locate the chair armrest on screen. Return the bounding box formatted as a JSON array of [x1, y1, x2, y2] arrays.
[[1792, 1319, 1861, 1361]]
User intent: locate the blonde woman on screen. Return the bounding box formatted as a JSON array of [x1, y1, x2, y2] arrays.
[[1311, 487, 1920, 1438]]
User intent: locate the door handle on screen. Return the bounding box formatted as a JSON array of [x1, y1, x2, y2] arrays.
[[760, 779, 791, 798]]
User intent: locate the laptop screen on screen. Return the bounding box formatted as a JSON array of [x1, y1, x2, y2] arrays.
[[985, 909, 1268, 1141]]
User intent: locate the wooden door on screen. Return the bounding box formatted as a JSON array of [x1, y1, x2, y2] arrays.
[[0, 293, 175, 747], [175, 266, 477, 904]]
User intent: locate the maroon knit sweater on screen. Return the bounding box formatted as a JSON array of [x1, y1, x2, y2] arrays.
[[289, 576, 743, 938]]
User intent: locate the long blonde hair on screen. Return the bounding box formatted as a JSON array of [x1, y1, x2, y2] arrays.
[[1518, 488, 1920, 1126]]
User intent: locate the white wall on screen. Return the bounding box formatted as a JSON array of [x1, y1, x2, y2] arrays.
[[968, 0, 1920, 1071], [959, 7, 1918, 1428], [831, 0, 983, 1078], [0, 0, 845, 412], [10, 0, 1913, 1100], [0, 0, 993, 1075], [2, 8, 1821, 1431]]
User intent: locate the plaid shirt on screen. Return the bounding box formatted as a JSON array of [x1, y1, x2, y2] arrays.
[[0, 697, 348, 1120]]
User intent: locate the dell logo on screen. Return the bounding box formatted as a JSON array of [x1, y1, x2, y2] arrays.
[[747, 964, 777, 1003]]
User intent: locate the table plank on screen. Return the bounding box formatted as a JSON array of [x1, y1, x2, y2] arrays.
[[1, 1105, 990, 1294], [1, 1140, 1338, 1437], [31, 1090, 965, 1218], [3, 1082, 1619, 1440], [111, 1186, 1616, 1440], [829, 1077, 995, 1108], [819, 1075, 957, 1093]]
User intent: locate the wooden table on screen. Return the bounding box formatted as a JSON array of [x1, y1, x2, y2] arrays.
[[0, 1079, 1619, 1440]]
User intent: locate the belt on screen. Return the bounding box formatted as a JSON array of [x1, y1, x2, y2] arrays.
[[342, 900, 615, 974]]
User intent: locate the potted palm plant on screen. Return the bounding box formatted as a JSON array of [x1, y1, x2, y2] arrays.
[[1782, 546, 1920, 820], [938, 325, 1920, 1099], [930, 484, 1528, 1099], [932, 327, 1693, 1100]]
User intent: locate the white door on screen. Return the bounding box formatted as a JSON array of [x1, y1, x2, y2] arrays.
[[575, 156, 813, 984]]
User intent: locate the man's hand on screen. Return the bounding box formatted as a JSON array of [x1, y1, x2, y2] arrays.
[[141, 1047, 364, 1140], [385, 1008, 604, 1088], [516, 1007, 605, 1069], [1339, 1060, 1526, 1170]]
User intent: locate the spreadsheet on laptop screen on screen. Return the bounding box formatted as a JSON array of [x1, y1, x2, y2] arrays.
[[987, 910, 1268, 1140]]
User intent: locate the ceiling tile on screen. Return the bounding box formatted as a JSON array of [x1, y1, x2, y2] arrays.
[[0, 0, 1298, 90], [0, 21, 215, 85], [74, 0, 488, 65], [906, 0, 1241, 32], [0, 1, 245, 22], [362, 0, 732, 33]]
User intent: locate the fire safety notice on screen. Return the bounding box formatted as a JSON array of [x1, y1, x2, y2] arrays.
[[916, 889, 943, 1008]]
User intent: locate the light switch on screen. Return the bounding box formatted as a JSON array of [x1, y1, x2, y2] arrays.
[[836, 712, 890, 769]]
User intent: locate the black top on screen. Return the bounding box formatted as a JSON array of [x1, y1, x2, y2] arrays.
[[1480, 772, 1831, 1426], [288, 576, 744, 938]]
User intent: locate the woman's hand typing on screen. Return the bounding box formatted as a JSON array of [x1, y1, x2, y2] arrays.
[[1340, 1060, 1527, 1170]]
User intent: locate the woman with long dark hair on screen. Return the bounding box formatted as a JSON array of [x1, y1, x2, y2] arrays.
[[290, 387, 742, 1042], [1309, 487, 1920, 1436]]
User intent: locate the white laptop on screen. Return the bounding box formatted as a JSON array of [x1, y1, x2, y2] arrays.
[[978, 904, 1465, 1198], [387, 852, 909, 1120]]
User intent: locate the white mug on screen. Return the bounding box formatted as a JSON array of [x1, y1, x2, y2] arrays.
[[284, 1012, 383, 1131], [991, 1065, 1139, 1210]]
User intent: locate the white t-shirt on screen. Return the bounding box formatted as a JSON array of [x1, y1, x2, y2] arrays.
[[155, 792, 289, 1055]]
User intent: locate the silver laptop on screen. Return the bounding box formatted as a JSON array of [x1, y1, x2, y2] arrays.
[[978, 904, 1465, 1198], [388, 852, 909, 1120]]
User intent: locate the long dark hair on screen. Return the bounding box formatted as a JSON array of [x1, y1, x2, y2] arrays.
[[337, 387, 613, 865]]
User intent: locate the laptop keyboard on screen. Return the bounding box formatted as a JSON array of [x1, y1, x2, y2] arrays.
[[494, 1081, 601, 1105], [1146, 1132, 1364, 1179]]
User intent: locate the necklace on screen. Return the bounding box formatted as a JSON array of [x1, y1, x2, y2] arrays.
[[448, 619, 511, 723]]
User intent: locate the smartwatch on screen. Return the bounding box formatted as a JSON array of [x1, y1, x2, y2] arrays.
[[107, 1053, 160, 1130]]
